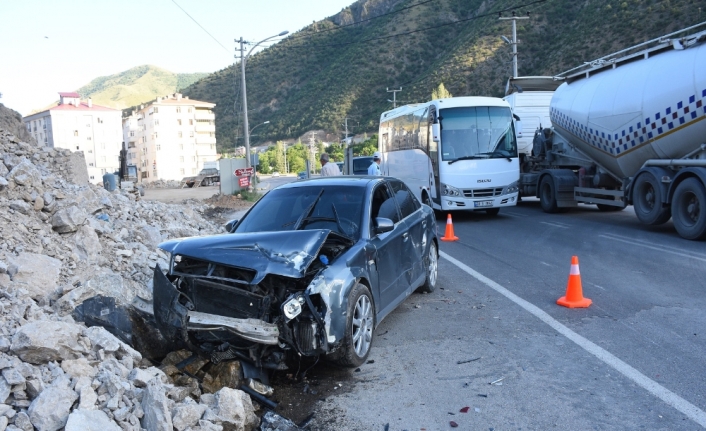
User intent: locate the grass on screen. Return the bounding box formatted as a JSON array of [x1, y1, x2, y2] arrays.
[[238, 190, 262, 202]]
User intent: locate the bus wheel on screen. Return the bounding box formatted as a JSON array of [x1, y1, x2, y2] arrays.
[[485, 208, 500, 216]]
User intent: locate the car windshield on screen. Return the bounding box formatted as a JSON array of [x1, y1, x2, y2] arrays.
[[440, 106, 517, 162], [235, 185, 365, 238]]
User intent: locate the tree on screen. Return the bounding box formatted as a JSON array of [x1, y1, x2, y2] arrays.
[[432, 83, 453, 100], [325, 142, 345, 163]]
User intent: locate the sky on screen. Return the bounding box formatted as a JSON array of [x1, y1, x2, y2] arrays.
[[0, 0, 355, 115]]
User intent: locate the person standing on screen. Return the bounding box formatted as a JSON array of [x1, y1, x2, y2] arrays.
[[368, 152, 382, 176], [320, 153, 342, 176]]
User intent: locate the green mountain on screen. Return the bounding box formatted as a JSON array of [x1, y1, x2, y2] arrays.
[[75, 65, 209, 109], [181, 0, 704, 153]]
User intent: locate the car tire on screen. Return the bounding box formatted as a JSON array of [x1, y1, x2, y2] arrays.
[[418, 241, 438, 293], [633, 173, 671, 225], [332, 283, 375, 368], [671, 178, 706, 240]]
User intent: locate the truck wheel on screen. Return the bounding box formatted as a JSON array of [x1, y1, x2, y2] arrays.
[[539, 176, 561, 213], [633, 173, 670, 225], [671, 178, 706, 240]]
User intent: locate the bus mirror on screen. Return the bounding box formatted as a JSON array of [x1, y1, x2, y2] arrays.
[[515, 120, 523, 138], [431, 123, 440, 142]]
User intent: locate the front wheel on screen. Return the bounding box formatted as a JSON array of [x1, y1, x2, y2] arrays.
[[418, 241, 438, 293], [331, 283, 375, 367], [539, 176, 560, 213], [671, 178, 706, 240], [633, 173, 670, 225]]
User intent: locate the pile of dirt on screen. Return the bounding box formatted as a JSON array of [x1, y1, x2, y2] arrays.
[[203, 194, 254, 210]]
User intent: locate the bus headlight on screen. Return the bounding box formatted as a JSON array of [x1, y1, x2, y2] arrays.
[[501, 180, 519, 195], [441, 183, 462, 197]]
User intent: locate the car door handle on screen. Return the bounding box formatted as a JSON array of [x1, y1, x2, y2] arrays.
[[402, 232, 409, 241]]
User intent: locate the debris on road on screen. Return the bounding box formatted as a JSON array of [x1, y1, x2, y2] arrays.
[[459, 406, 470, 413], [490, 377, 505, 385], [450, 420, 459, 427], [456, 357, 481, 364]]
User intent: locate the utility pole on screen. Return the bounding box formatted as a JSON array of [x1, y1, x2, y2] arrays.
[[499, 12, 530, 78], [344, 118, 349, 146], [236, 37, 251, 168], [387, 87, 402, 108]]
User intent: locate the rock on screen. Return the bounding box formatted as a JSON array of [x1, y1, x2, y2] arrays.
[[65, 409, 121, 431], [171, 400, 206, 431], [201, 361, 242, 394], [83, 326, 142, 363], [4, 252, 61, 300], [141, 378, 172, 431], [51, 206, 87, 233], [27, 380, 78, 431], [13, 412, 32, 431], [1, 369, 24, 386], [11, 321, 84, 364], [211, 387, 258, 430], [0, 378, 9, 404], [0, 177, 7, 190], [25, 379, 43, 400], [60, 358, 97, 379], [33, 197, 44, 211], [7, 159, 41, 188], [77, 385, 97, 410], [259, 411, 301, 431], [128, 367, 166, 388], [139, 225, 162, 249], [8, 201, 30, 215], [197, 420, 223, 431], [0, 416, 7, 431], [0, 262, 6, 274], [73, 226, 102, 262]]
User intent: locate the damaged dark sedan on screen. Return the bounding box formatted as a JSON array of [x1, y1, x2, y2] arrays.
[[153, 176, 438, 369]]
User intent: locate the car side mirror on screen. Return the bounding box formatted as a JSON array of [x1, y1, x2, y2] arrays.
[[431, 123, 440, 142], [225, 219, 238, 233], [374, 217, 394, 235]]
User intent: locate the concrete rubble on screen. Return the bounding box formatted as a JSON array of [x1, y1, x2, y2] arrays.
[[0, 127, 266, 431]]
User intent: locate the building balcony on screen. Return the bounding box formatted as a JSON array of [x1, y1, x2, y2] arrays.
[[195, 124, 216, 133], [194, 111, 215, 121]]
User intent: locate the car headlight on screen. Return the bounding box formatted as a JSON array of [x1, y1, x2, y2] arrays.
[[441, 183, 462, 197], [282, 294, 306, 321], [501, 180, 519, 195]]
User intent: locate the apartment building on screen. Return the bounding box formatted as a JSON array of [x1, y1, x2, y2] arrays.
[[23, 92, 122, 182], [122, 93, 217, 183]]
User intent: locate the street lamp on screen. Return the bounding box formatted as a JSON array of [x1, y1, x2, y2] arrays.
[[249, 120, 270, 136], [239, 31, 288, 169]]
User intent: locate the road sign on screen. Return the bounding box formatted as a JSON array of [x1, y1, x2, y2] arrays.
[[234, 167, 255, 177], [238, 176, 250, 187]]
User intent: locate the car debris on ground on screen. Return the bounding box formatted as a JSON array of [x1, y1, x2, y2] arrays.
[[0, 126, 297, 431]]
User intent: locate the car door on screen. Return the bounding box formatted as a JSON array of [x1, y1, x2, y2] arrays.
[[389, 179, 426, 288], [368, 182, 407, 316]]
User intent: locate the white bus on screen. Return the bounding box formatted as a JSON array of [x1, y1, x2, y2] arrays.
[[378, 96, 520, 215]]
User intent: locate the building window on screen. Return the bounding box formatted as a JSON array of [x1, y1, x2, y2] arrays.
[[179, 144, 184, 150], [179, 156, 184, 162], [87, 136, 92, 140], [89, 163, 94, 166], [176, 107, 181, 113], [192, 168, 197, 174], [142, 147, 147, 154], [189, 119, 193, 126], [189, 131, 194, 138], [129, 131, 135, 137], [90, 175, 95, 180], [101, 156, 106, 163], [154, 107, 159, 114], [153, 132, 158, 139], [101, 169, 106, 175], [155, 120, 159, 126], [180, 168, 185, 175], [156, 143, 161, 150], [101, 143, 106, 149], [178, 131, 183, 138], [74, 130, 79, 136], [88, 150, 93, 154], [97, 118, 103, 124], [210, 144, 214, 150], [192, 156, 196, 162], [188, 108, 192, 113], [177, 119, 182, 126], [76, 146, 80, 150]]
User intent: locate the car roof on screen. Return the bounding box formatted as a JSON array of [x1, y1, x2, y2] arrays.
[[276, 176, 384, 189]]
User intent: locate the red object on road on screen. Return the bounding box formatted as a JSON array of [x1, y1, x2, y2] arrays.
[[557, 255, 592, 308], [440, 213, 459, 241], [238, 177, 250, 187], [459, 406, 470, 413]]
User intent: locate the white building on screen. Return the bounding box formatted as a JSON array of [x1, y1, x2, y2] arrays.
[[122, 93, 217, 183], [23, 92, 122, 183]]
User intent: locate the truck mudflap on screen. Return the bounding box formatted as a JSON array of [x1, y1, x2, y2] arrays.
[[186, 311, 279, 345], [153, 264, 189, 342]]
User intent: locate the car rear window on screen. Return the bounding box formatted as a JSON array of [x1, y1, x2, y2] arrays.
[[235, 185, 365, 238]]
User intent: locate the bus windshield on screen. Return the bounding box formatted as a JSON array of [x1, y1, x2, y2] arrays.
[[439, 106, 517, 162]]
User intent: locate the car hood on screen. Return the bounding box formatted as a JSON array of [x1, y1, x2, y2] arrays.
[[158, 229, 334, 282]]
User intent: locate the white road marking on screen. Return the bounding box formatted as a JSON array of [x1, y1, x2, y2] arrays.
[[540, 221, 570, 229], [440, 250, 706, 428], [600, 234, 706, 263], [540, 261, 553, 267]]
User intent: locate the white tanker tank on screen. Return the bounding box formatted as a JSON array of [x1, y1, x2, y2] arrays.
[[520, 23, 706, 240]]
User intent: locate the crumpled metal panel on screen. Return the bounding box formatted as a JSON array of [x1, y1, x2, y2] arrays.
[[158, 229, 331, 283]]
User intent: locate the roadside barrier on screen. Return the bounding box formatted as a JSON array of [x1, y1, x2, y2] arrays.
[[557, 256, 592, 308]]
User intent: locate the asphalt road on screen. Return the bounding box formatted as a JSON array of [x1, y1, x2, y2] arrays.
[[310, 199, 706, 430]]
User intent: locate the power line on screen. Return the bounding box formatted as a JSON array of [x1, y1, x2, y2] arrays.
[[286, 0, 546, 49], [170, 0, 230, 53], [287, 0, 435, 41]]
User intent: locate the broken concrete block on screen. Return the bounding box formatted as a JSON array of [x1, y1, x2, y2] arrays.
[[11, 321, 84, 364], [77, 385, 98, 410], [60, 358, 97, 380], [7, 159, 41, 188], [1, 369, 24, 386], [140, 378, 172, 431], [127, 367, 166, 388], [73, 225, 102, 262], [83, 326, 141, 363], [9, 200, 31, 215], [13, 411, 33, 431], [171, 400, 206, 431], [212, 387, 259, 430], [65, 409, 121, 431]]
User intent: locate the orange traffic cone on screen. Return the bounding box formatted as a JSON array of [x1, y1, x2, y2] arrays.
[[440, 213, 459, 242], [557, 256, 592, 308]]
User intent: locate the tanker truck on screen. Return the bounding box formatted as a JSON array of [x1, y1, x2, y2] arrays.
[[515, 23, 706, 240]]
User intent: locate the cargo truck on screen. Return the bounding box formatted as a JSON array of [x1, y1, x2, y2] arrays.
[[515, 23, 706, 240]]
